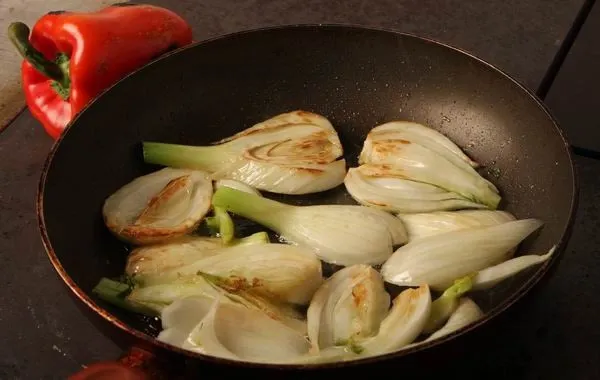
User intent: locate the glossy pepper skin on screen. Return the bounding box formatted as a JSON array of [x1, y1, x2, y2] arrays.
[[9, 4, 193, 139]]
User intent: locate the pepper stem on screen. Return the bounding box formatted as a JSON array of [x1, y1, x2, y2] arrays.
[[7, 22, 71, 98]]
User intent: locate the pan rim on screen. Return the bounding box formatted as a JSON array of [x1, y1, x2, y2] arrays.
[[36, 23, 579, 370]]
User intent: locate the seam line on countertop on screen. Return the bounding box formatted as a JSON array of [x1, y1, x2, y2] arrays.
[[536, 0, 600, 161], [537, 0, 596, 99]]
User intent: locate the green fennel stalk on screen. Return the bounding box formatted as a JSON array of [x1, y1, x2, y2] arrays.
[[92, 277, 159, 317], [423, 275, 474, 334], [143, 141, 228, 170], [205, 207, 235, 244], [212, 187, 289, 231]]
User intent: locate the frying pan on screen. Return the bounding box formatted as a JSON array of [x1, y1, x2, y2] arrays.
[[37, 25, 578, 379]]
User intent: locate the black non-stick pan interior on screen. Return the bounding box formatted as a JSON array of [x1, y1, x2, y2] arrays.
[[39, 25, 576, 361]]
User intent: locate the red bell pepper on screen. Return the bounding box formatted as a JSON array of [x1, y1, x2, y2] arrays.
[[8, 3, 193, 139]]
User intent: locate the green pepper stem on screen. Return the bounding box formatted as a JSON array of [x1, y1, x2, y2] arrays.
[[7, 22, 71, 92]]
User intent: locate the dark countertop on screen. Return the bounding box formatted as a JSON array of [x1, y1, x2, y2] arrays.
[[2, 1, 599, 379]]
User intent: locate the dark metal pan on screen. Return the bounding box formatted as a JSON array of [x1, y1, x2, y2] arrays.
[[37, 24, 578, 379]]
